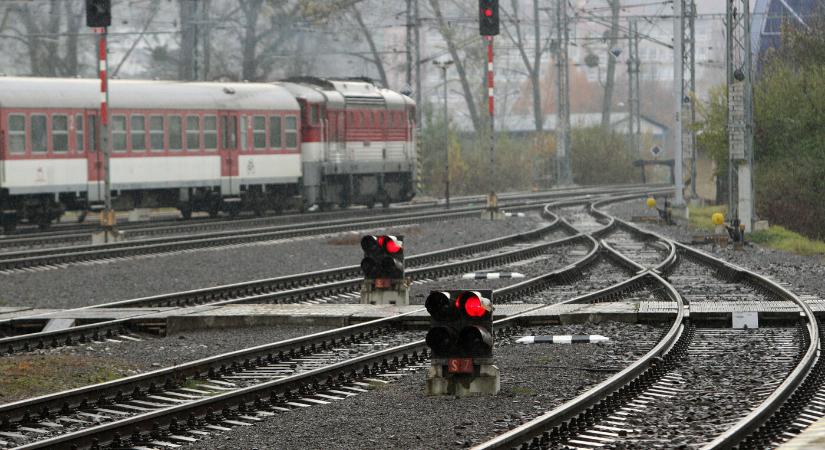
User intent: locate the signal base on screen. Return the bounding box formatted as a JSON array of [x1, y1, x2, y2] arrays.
[[425, 362, 500, 397], [360, 279, 410, 306], [481, 209, 505, 221]]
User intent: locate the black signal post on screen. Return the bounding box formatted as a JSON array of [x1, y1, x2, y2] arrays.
[[359, 235, 409, 305], [479, 0, 500, 36], [86, 0, 111, 27], [425, 290, 499, 396]]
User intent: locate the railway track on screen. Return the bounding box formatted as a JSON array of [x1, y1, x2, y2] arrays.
[[0, 185, 653, 253], [0, 186, 664, 273], [0, 194, 619, 354], [0, 203, 536, 274], [472, 198, 820, 450], [0, 220, 615, 449]]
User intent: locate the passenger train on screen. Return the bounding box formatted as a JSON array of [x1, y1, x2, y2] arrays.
[[0, 76, 417, 232]]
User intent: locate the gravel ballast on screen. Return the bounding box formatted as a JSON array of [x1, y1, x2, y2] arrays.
[[604, 200, 825, 301], [0, 215, 544, 309], [189, 321, 664, 450]]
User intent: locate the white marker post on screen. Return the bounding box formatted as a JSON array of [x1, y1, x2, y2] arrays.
[[516, 335, 610, 344]]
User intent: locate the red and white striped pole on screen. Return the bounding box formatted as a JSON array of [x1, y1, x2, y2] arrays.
[[486, 35, 497, 211], [96, 27, 114, 232]]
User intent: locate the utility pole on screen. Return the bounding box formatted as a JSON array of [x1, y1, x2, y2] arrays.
[[672, 0, 685, 207], [627, 18, 641, 160], [681, 0, 697, 199], [555, 0, 572, 185], [96, 29, 113, 237], [726, 0, 754, 230], [434, 60, 453, 208], [192, 0, 200, 81], [405, 0, 413, 88], [487, 36, 495, 193]]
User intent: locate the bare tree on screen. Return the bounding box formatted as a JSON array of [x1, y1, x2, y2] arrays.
[[350, 4, 389, 87], [178, 0, 198, 80], [502, 0, 549, 132], [8, 0, 85, 77], [429, 0, 482, 133]]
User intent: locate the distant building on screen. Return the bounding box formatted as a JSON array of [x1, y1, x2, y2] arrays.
[[752, 0, 819, 70]]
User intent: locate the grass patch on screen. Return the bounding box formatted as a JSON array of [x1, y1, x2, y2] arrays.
[[688, 204, 728, 231], [511, 386, 536, 396], [750, 226, 825, 256], [688, 204, 825, 256], [0, 355, 135, 404]]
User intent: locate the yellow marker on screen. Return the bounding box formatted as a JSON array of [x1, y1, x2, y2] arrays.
[[712, 212, 725, 226], [645, 197, 656, 209]]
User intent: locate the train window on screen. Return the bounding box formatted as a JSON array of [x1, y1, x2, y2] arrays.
[[75, 114, 84, 153], [150, 115, 164, 151], [131, 115, 146, 151], [375, 112, 382, 128], [363, 111, 370, 128], [186, 116, 200, 151], [30, 114, 47, 153], [51, 114, 69, 153], [285, 116, 298, 148], [204, 115, 217, 150], [169, 116, 183, 151], [8, 114, 26, 154], [111, 115, 127, 153], [88, 116, 98, 152], [349, 112, 356, 127], [253, 116, 266, 150], [221, 115, 237, 150], [310, 105, 320, 124], [269, 116, 282, 148]]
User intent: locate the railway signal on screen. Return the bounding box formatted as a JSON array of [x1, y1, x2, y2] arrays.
[[478, 0, 500, 36], [86, 0, 111, 27], [425, 290, 500, 397], [359, 235, 409, 305]]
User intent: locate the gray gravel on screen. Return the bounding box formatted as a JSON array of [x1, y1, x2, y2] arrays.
[[0, 215, 544, 309], [190, 321, 664, 450]]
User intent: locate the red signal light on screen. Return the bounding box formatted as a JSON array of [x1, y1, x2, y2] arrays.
[[384, 237, 402, 254], [464, 295, 487, 317], [457, 291, 491, 318], [484, 8, 493, 17]]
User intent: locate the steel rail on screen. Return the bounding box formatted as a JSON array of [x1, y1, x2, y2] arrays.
[[596, 198, 821, 449], [8, 236, 610, 449], [0, 197, 607, 354], [4, 192, 666, 447], [0, 188, 653, 271], [473, 274, 686, 449], [0, 184, 655, 251], [0, 194, 588, 331], [687, 241, 820, 449], [0, 232, 591, 355], [474, 284, 685, 447]]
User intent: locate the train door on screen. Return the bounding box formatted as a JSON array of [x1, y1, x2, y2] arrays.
[[218, 111, 240, 196], [84, 110, 103, 202], [331, 112, 345, 163]]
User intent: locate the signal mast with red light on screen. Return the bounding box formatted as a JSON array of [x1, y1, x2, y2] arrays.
[[359, 235, 409, 305], [425, 289, 500, 396]]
